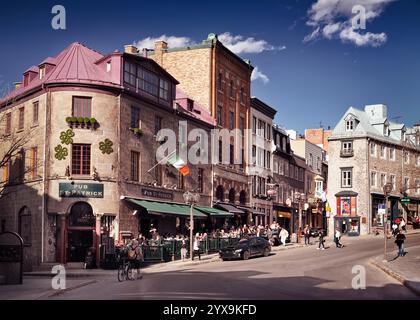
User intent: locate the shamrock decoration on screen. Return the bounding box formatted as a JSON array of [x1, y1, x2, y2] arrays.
[[99, 138, 114, 155], [60, 129, 75, 145], [55, 145, 68, 160]]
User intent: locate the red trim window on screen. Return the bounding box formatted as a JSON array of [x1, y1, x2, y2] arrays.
[[72, 97, 92, 118], [18, 107, 25, 130], [5, 113, 12, 135], [72, 144, 91, 175]]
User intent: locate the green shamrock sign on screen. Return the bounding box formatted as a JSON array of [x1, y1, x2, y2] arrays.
[[55, 145, 68, 160], [99, 138, 114, 154], [60, 129, 75, 145]]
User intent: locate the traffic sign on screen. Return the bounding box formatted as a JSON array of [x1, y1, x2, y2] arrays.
[[401, 197, 410, 204]]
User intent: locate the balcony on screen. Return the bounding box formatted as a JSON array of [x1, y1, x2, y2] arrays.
[[340, 149, 354, 158]]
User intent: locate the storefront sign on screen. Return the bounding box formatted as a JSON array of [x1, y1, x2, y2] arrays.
[[59, 183, 104, 198], [142, 188, 173, 200], [408, 204, 417, 211]]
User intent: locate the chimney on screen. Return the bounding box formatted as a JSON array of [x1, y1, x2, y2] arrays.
[[124, 45, 138, 54], [154, 41, 168, 65], [14, 82, 22, 90]]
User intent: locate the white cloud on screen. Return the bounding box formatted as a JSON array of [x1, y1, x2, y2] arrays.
[[251, 67, 269, 84], [133, 32, 285, 55], [134, 35, 194, 49], [304, 0, 396, 47], [218, 32, 285, 54]]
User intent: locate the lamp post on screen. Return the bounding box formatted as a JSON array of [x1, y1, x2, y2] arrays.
[[383, 183, 393, 262], [294, 192, 306, 243], [183, 191, 200, 261]]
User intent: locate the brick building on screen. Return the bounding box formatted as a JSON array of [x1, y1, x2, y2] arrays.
[[147, 33, 255, 225], [0, 42, 228, 270], [305, 128, 333, 153], [327, 104, 420, 237]]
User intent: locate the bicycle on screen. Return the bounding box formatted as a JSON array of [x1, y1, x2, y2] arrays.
[[116, 249, 136, 282]]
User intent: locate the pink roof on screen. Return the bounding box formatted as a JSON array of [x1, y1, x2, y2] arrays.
[[1, 42, 121, 104], [175, 88, 215, 126]]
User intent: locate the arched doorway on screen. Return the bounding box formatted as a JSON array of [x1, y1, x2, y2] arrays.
[[67, 202, 95, 262], [216, 186, 224, 202], [228, 188, 236, 203]]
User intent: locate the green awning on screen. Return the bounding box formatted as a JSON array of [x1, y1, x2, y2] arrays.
[[125, 198, 207, 218], [195, 206, 234, 217]]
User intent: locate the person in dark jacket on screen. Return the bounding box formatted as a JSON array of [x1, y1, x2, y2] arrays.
[[317, 230, 325, 250], [395, 230, 406, 257]]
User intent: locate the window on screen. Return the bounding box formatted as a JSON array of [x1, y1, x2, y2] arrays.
[[72, 97, 92, 118], [404, 151, 410, 164], [416, 179, 420, 194], [273, 160, 278, 173], [309, 153, 313, 168], [17, 149, 24, 183], [187, 99, 194, 112], [404, 177, 410, 192], [3, 160, 10, 184], [317, 157, 320, 171], [23, 74, 29, 87], [266, 124, 271, 140], [390, 175, 396, 191], [130, 106, 140, 129], [18, 207, 31, 246], [240, 87, 244, 104], [218, 72, 223, 91], [217, 106, 223, 126], [316, 181, 323, 194], [106, 61, 112, 72], [159, 79, 170, 101], [18, 107, 24, 130], [178, 172, 185, 189], [282, 137, 287, 151], [239, 116, 244, 134], [124, 61, 137, 86], [230, 144, 234, 165], [229, 111, 234, 130], [380, 173, 386, 188], [370, 171, 377, 187], [154, 116, 162, 135], [252, 116, 257, 134], [380, 145, 386, 159], [342, 141, 353, 154], [33, 101, 39, 125], [252, 145, 256, 165], [198, 168, 204, 193], [5, 113, 11, 135], [341, 168, 352, 187], [230, 80, 234, 97], [39, 67, 45, 80], [258, 120, 266, 137], [71, 144, 91, 175], [130, 151, 140, 181], [138, 67, 159, 96], [252, 176, 257, 195], [266, 151, 271, 169], [284, 162, 289, 176], [389, 147, 395, 161], [218, 140, 223, 164], [31, 147, 38, 179], [346, 120, 354, 131], [370, 142, 377, 157]]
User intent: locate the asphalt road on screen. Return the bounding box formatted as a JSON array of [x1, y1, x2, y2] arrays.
[[49, 233, 420, 300]]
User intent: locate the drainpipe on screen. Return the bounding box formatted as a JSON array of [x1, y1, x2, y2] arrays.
[[41, 87, 50, 263]]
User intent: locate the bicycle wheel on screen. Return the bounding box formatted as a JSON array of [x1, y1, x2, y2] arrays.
[[127, 262, 136, 281], [117, 264, 126, 282]]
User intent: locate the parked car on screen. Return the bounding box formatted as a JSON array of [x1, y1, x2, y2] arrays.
[[219, 236, 271, 261]]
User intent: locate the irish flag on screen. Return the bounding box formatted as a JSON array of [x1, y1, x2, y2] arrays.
[[168, 154, 190, 176]]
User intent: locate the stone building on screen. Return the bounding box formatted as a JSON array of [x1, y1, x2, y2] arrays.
[[0, 42, 227, 270], [147, 33, 255, 225], [327, 104, 420, 237], [272, 125, 306, 232], [248, 97, 277, 225], [290, 138, 328, 230]]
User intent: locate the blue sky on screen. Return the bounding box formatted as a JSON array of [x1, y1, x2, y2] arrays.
[[0, 0, 419, 133]]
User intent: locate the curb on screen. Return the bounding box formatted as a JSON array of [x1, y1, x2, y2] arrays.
[[370, 259, 420, 298], [36, 280, 98, 299]]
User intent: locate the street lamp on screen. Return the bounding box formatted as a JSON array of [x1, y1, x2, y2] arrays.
[[294, 192, 306, 243], [183, 191, 200, 261], [383, 182, 393, 262]]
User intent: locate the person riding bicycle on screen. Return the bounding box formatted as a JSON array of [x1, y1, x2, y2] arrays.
[[128, 239, 144, 279]]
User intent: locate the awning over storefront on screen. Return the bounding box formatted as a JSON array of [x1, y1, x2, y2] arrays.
[[125, 198, 207, 218], [335, 191, 358, 197], [214, 203, 245, 214], [195, 206, 234, 217]]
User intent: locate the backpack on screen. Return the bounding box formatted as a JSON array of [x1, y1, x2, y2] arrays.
[[127, 248, 136, 259]]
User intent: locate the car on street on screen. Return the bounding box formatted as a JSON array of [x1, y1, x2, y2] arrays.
[[219, 236, 271, 261]]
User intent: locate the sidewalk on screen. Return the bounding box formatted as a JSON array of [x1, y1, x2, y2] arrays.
[[371, 245, 420, 297]]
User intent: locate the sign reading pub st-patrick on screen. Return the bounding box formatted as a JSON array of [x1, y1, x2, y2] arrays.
[[59, 183, 104, 198]]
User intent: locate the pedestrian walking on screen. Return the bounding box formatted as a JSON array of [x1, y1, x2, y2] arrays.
[[317, 230, 325, 250], [193, 233, 201, 260], [180, 239, 187, 261], [334, 229, 343, 248], [395, 230, 406, 257], [304, 225, 310, 245], [392, 222, 398, 238], [280, 228, 288, 247], [131, 239, 144, 279]]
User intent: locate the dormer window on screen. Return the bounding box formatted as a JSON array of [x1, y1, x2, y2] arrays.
[[383, 124, 389, 136], [187, 99, 194, 111], [346, 120, 354, 131], [106, 61, 111, 72], [23, 74, 30, 87], [39, 67, 45, 80]]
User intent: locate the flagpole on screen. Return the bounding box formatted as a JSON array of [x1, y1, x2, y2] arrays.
[[147, 149, 176, 174]]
